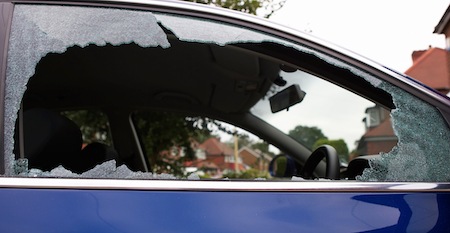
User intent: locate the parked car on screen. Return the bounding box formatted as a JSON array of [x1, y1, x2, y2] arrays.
[[0, 0, 449, 232]]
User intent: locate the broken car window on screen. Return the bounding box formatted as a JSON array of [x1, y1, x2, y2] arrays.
[[3, 4, 450, 181]]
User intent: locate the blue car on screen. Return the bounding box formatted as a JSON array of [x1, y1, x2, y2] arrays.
[[0, 0, 449, 232]]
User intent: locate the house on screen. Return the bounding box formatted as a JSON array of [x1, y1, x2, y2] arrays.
[[404, 47, 449, 95], [184, 159, 219, 177], [355, 105, 398, 158], [433, 4, 450, 95], [159, 138, 208, 174], [434, 4, 450, 50], [238, 146, 272, 172], [199, 137, 245, 173], [177, 138, 220, 176], [354, 7, 450, 159]]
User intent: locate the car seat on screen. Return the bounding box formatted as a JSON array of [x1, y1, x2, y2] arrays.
[[21, 108, 83, 171], [18, 108, 118, 173]]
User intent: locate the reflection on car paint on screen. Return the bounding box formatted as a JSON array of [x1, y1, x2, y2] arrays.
[[0, 188, 446, 232]]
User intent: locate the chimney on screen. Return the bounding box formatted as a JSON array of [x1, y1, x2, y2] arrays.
[[412, 46, 433, 63], [412, 50, 427, 63]]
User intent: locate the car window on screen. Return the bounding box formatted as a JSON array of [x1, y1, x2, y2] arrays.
[[251, 69, 397, 164], [3, 4, 450, 181], [132, 111, 274, 179], [61, 110, 112, 147]]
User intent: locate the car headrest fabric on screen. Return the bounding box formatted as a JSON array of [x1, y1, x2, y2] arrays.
[[23, 108, 82, 171]]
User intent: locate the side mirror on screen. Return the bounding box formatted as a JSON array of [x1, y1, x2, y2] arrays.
[[269, 84, 306, 113], [269, 154, 297, 177]]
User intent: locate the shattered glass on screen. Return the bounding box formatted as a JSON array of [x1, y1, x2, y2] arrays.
[[17, 159, 184, 180], [13, 158, 28, 174], [357, 82, 450, 182], [154, 13, 383, 87], [3, 4, 450, 181], [4, 5, 169, 175], [156, 13, 450, 182], [291, 176, 305, 181]]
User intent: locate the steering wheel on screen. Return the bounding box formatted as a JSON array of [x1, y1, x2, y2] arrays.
[[299, 145, 340, 180]]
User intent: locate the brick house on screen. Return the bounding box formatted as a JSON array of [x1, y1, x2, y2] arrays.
[[355, 105, 398, 157], [238, 146, 272, 172], [433, 4, 450, 95], [199, 137, 245, 172], [355, 8, 450, 159], [405, 47, 450, 95], [356, 46, 448, 158], [184, 159, 219, 177]]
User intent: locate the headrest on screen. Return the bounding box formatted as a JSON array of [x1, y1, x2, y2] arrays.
[[22, 108, 82, 171]]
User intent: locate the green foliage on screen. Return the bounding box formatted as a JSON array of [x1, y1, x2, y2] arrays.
[[226, 134, 252, 149], [288, 125, 349, 162], [223, 168, 269, 179], [133, 112, 204, 176], [288, 125, 327, 150], [62, 109, 243, 176], [61, 110, 111, 145], [192, 131, 215, 144], [198, 173, 212, 179], [187, 117, 225, 144], [313, 138, 349, 163], [184, 0, 286, 18]]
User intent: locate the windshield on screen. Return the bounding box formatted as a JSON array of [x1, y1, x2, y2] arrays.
[[251, 65, 450, 182], [251, 70, 389, 163]]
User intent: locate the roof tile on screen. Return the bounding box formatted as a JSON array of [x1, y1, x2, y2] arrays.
[[405, 47, 449, 92]]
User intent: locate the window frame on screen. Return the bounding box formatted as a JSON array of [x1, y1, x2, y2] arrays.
[[0, 1, 449, 187]]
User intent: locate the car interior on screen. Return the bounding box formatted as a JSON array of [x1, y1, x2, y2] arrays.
[[13, 24, 395, 179]]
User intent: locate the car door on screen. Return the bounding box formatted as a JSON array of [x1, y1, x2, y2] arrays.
[[0, 1, 450, 232]]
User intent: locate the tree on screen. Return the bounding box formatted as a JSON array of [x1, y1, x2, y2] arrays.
[[134, 112, 213, 176], [189, 117, 217, 144], [313, 138, 349, 163], [288, 125, 327, 151], [62, 110, 111, 145], [192, 130, 215, 144], [63, 108, 243, 176], [183, 0, 287, 18]]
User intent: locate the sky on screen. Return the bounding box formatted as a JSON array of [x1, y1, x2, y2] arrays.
[[268, 0, 450, 73]]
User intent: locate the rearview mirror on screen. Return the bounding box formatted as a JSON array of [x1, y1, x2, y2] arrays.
[[269, 84, 306, 113]]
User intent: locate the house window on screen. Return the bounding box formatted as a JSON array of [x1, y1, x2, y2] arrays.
[[196, 149, 206, 160], [366, 107, 380, 128]]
